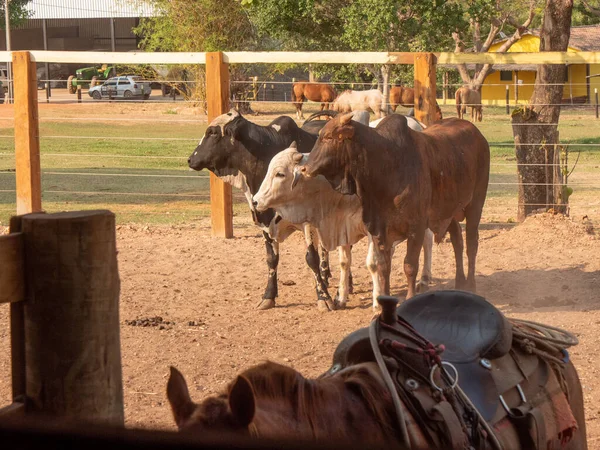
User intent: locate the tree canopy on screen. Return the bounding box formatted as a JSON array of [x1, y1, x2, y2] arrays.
[[0, 0, 33, 30]]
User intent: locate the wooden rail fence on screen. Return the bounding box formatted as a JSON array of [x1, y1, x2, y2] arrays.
[[3, 50, 600, 236]]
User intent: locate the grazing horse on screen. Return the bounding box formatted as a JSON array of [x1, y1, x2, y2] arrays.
[[167, 291, 587, 449], [456, 86, 483, 122], [292, 82, 337, 120], [332, 89, 388, 118], [390, 86, 443, 121]]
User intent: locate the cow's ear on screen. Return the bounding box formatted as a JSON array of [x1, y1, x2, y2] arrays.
[[167, 366, 197, 428], [228, 375, 255, 427], [292, 152, 304, 163], [290, 141, 297, 149]]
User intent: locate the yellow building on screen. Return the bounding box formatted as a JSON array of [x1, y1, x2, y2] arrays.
[[479, 25, 600, 105]]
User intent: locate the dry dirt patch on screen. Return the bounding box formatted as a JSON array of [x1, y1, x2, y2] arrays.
[[1, 213, 600, 445]]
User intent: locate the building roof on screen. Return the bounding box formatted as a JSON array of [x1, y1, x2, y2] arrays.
[[493, 24, 600, 52], [27, 0, 156, 20], [562, 24, 600, 51]]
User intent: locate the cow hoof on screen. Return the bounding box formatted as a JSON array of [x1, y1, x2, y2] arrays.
[[335, 300, 347, 310], [317, 299, 335, 312], [256, 298, 276, 310]]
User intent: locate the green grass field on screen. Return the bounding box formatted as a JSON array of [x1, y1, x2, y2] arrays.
[[0, 103, 599, 226]]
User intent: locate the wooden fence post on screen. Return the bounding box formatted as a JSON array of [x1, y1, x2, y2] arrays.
[[12, 51, 42, 215], [22, 210, 124, 425], [206, 52, 233, 238], [413, 53, 437, 126]]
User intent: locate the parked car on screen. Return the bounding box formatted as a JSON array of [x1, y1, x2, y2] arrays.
[[88, 76, 152, 100]]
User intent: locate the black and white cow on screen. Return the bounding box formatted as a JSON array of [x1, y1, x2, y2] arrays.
[[188, 109, 337, 311]]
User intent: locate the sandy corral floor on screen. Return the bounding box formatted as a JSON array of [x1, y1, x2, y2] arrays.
[[1, 212, 600, 446]]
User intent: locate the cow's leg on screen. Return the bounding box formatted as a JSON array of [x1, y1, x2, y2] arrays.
[[371, 234, 393, 308], [447, 219, 467, 290], [319, 243, 331, 288], [417, 228, 434, 292], [465, 205, 483, 292], [257, 232, 279, 310], [366, 235, 382, 309], [304, 224, 334, 311], [405, 227, 425, 299], [348, 245, 354, 294], [334, 245, 352, 309]]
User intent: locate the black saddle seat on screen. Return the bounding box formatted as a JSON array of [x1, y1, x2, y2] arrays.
[[397, 290, 512, 363]]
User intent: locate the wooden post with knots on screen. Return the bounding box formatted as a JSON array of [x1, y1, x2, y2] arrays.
[[206, 52, 234, 238], [413, 53, 438, 127], [22, 210, 124, 425], [12, 51, 42, 215]]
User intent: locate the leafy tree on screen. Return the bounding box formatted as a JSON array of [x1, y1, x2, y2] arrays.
[[134, 0, 260, 110], [0, 0, 32, 30]]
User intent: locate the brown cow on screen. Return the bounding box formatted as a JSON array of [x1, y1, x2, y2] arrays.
[[291, 82, 337, 120], [300, 113, 490, 299], [456, 86, 483, 122], [390, 86, 443, 121]]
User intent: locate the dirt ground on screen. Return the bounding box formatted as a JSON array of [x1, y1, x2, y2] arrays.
[[2, 212, 600, 446]]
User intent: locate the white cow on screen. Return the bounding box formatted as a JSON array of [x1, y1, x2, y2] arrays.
[[332, 89, 389, 118]]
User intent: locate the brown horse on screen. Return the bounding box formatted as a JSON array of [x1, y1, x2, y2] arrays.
[[291, 82, 336, 120], [167, 292, 587, 449], [456, 86, 483, 122], [390, 86, 443, 121]]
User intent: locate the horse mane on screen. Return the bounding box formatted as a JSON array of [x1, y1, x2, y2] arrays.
[[237, 361, 396, 437]]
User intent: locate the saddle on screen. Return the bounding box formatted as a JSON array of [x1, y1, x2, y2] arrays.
[[325, 291, 577, 450]]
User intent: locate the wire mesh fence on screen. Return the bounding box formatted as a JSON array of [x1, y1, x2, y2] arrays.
[[1, 73, 599, 227]]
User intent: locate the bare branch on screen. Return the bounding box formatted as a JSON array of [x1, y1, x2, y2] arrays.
[[582, 0, 600, 16], [452, 31, 473, 85]]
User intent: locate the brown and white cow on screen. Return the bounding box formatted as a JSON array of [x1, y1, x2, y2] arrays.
[[299, 113, 490, 300]]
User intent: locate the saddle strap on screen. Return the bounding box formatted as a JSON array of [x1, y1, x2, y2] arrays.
[[509, 405, 547, 450], [431, 401, 469, 449]]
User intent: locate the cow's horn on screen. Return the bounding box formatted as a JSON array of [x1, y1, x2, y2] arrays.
[[291, 168, 303, 190], [339, 112, 354, 125]]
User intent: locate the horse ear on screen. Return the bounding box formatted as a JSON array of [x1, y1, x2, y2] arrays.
[[167, 366, 197, 429], [229, 375, 255, 427]]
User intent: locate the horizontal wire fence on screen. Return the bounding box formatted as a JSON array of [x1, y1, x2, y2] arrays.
[[1, 73, 600, 225]]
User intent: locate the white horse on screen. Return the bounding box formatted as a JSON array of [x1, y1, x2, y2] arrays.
[[333, 89, 389, 118]]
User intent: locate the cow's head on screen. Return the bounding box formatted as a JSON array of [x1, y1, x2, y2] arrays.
[[300, 112, 357, 196], [188, 109, 245, 174], [252, 144, 305, 212]]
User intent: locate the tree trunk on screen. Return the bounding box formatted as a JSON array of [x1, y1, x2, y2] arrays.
[[381, 64, 390, 116], [511, 0, 573, 221]]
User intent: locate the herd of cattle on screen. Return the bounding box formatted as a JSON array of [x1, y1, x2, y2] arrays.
[[188, 83, 489, 311]]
